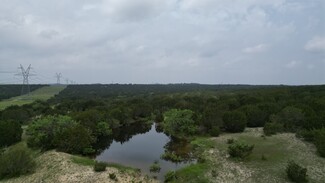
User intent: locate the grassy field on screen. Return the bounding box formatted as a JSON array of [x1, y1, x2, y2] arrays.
[[171, 128, 325, 183], [187, 128, 325, 183], [0, 85, 66, 110]]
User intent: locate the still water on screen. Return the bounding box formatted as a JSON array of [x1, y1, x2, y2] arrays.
[[96, 123, 192, 180]]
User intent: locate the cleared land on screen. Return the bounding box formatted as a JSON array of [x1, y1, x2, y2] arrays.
[[0, 85, 65, 110], [199, 128, 325, 183]]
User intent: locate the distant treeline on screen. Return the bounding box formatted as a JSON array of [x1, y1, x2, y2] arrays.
[[0, 85, 47, 101], [51, 84, 284, 101]]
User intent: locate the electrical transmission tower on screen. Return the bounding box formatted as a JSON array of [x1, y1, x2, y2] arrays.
[[16, 64, 34, 95], [55, 73, 62, 84]]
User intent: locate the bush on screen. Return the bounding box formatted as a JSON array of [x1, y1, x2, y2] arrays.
[[0, 145, 36, 179], [161, 152, 183, 163], [227, 138, 235, 144], [263, 122, 284, 136], [228, 141, 254, 159], [223, 111, 247, 133], [54, 125, 95, 155], [27, 115, 77, 150], [0, 120, 22, 148], [209, 126, 220, 137], [314, 128, 325, 157], [164, 171, 176, 182], [93, 161, 106, 172], [163, 109, 198, 138], [149, 161, 161, 172], [296, 129, 317, 142], [286, 161, 308, 183], [109, 173, 118, 181]]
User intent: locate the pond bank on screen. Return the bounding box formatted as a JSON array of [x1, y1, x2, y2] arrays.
[[2, 150, 158, 183]]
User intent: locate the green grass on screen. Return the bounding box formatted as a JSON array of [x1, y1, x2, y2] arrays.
[[106, 162, 140, 173], [0, 85, 66, 110], [70, 156, 140, 173], [170, 163, 210, 183], [209, 129, 325, 183], [71, 155, 96, 166], [191, 137, 216, 149]]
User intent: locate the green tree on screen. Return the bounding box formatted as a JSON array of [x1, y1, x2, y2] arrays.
[[27, 115, 77, 150], [0, 120, 22, 148], [223, 111, 247, 133], [163, 109, 198, 138], [54, 124, 95, 155], [241, 105, 267, 127], [276, 106, 305, 132]]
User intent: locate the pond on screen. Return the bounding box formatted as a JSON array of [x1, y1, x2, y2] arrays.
[[96, 123, 193, 180]]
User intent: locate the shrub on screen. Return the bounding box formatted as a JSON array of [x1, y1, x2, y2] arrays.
[[227, 138, 235, 144], [286, 161, 308, 183], [160, 152, 183, 163], [109, 173, 118, 181], [223, 111, 247, 133], [261, 154, 267, 161], [0, 145, 36, 179], [263, 122, 284, 136], [164, 171, 176, 182], [54, 125, 95, 155], [209, 126, 220, 137], [296, 129, 316, 142], [93, 161, 106, 172], [27, 115, 77, 150], [163, 109, 198, 138], [149, 161, 161, 172], [0, 120, 22, 148], [314, 128, 325, 157], [228, 141, 254, 159]]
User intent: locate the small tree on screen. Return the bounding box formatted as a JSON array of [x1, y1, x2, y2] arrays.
[[0, 120, 22, 148], [286, 161, 308, 183], [163, 109, 198, 138], [0, 145, 36, 179], [27, 115, 77, 150], [54, 125, 95, 155], [263, 122, 284, 136], [223, 111, 247, 133], [228, 141, 254, 159]]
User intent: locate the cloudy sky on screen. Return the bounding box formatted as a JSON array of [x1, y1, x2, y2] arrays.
[[0, 0, 324, 85]]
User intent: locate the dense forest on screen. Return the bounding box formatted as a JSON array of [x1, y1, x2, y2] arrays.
[[0, 84, 325, 182]]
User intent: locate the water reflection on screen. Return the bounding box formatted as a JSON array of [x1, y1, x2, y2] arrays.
[[96, 123, 193, 181]]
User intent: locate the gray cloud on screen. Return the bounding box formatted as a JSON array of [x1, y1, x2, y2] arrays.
[[305, 36, 325, 53], [0, 0, 324, 85]]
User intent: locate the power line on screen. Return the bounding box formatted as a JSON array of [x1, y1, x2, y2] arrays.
[[55, 73, 62, 84], [15, 64, 35, 95]]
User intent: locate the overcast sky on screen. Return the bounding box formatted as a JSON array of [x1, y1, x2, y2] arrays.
[[0, 0, 324, 85]]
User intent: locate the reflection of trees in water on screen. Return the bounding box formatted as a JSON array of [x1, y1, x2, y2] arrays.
[[112, 122, 152, 144], [155, 123, 164, 133], [163, 137, 194, 163], [93, 136, 113, 155], [93, 122, 152, 155]]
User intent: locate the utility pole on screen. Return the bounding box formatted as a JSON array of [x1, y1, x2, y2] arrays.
[[55, 73, 62, 84], [16, 64, 34, 95]]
